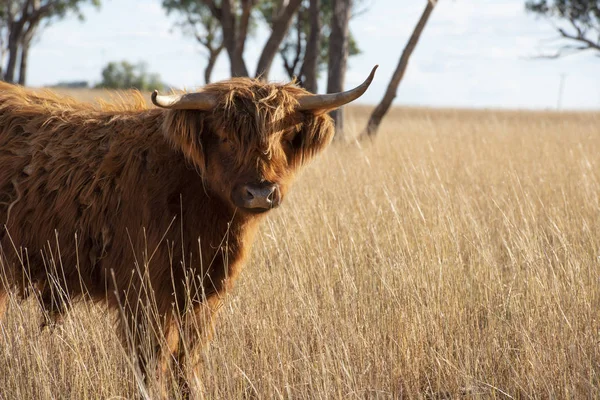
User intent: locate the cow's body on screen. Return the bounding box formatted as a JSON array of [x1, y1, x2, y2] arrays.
[[0, 84, 261, 373], [0, 67, 376, 393]]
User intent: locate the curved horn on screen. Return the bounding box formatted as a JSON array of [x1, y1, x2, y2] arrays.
[[296, 65, 378, 111], [151, 90, 217, 110]]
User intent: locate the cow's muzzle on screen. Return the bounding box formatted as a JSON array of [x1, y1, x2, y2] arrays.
[[232, 182, 281, 212]]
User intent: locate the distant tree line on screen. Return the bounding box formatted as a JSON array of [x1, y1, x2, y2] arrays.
[[52, 80, 88, 88], [96, 61, 165, 91]]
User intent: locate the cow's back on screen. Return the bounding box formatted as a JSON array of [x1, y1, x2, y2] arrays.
[[0, 85, 164, 297]]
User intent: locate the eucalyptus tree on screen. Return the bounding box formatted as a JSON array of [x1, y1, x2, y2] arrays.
[[163, 0, 302, 79], [0, 0, 101, 84]]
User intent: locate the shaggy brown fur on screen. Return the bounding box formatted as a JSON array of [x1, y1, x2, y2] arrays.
[[0, 79, 334, 389]]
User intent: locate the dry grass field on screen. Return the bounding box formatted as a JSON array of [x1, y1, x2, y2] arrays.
[[1, 88, 599, 398]]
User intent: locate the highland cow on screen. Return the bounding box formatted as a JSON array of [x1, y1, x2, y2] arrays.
[[0, 66, 377, 388]]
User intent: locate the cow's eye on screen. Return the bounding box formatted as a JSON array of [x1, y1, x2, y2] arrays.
[[283, 134, 294, 146], [290, 131, 303, 148], [284, 128, 303, 149]]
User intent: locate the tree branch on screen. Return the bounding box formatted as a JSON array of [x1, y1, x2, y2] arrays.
[[200, 0, 221, 20], [28, 1, 56, 22], [254, 0, 302, 79], [557, 24, 600, 52], [237, 0, 254, 56], [527, 1, 600, 58]]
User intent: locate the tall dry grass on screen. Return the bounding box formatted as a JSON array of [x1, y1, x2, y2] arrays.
[[1, 96, 600, 398]]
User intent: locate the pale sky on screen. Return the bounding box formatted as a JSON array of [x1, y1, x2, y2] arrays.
[[26, 0, 600, 109]]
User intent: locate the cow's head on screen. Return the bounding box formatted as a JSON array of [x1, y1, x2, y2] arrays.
[[155, 66, 377, 215]]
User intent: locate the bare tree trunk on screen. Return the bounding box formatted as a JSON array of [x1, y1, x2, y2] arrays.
[[18, 25, 36, 86], [0, 46, 5, 79], [5, 28, 21, 83], [204, 58, 215, 84], [1, 0, 68, 84], [288, 13, 304, 80], [255, 0, 302, 79], [362, 1, 436, 139], [280, 15, 303, 81], [237, 0, 253, 57], [204, 45, 224, 84], [201, 0, 300, 80], [4, 3, 44, 85], [220, 0, 249, 77], [17, 43, 28, 85], [326, 0, 351, 139], [0, 25, 7, 80], [300, 0, 320, 93]]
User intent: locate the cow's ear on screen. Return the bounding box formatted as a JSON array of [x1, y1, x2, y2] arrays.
[[296, 113, 335, 163], [163, 110, 206, 174]]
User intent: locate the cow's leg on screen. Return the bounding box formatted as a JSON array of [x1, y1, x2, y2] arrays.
[[119, 309, 155, 379], [177, 295, 223, 393], [0, 245, 11, 322], [0, 268, 13, 323], [116, 294, 220, 398], [155, 316, 182, 398], [115, 304, 180, 399], [38, 282, 70, 329]]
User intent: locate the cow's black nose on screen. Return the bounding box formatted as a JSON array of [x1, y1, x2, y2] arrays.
[[232, 183, 280, 211]]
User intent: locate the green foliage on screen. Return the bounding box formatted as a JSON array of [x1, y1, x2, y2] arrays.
[[1, 0, 101, 22], [52, 80, 89, 88], [526, 0, 600, 55], [96, 61, 164, 91], [162, 0, 223, 53], [44, 0, 101, 20], [526, 0, 600, 23], [162, 0, 260, 43], [162, 0, 216, 32]]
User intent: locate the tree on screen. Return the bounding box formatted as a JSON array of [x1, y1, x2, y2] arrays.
[[254, 0, 303, 78], [361, 0, 437, 139], [0, 0, 101, 85], [163, 0, 224, 83], [526, 0, 600, 56], [162, 0, 302, 79], [0, 13, 9, 79], [326, 0, 352, 138], [17, 22, 35, 85], [300, 0, 320, 92], [267, 0, 361, 91], [163, 0, 251, 78], [96, 61, 165, 91]]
